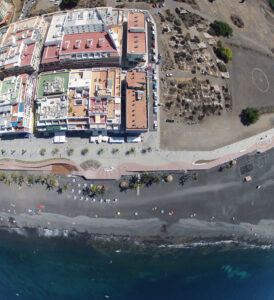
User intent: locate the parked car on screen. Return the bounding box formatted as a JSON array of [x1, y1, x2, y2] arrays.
[[153, 91, 157, 99], [153, 69, 156, 75], [153, 106, 158, 114], [153, 120, 158, 129], [152, 42, 155, 48], [153, 83, 157, 90], [166, 73, 173, 77], [153, 100, 158, 107]]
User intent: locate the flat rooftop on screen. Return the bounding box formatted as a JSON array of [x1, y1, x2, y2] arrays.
[[127, 32, 146, 55], [90, 68, 121, 98], [67, 69, 91, 118], [126, 70, 146, 89], [128, 12, 145, 30], [126, 89, 147, 131], [0, 76, 21, 105], [60, 32, 117, 55], [37, 71, 69, 98]]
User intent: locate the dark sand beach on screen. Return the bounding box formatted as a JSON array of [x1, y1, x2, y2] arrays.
[[1, 148, 274, 245]]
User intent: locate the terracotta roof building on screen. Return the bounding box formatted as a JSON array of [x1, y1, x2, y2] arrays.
[[126, 70, 147, 132], [126, 12, 146, 62]]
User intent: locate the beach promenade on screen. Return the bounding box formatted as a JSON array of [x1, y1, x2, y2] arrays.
[[0, 127, 274, 179]]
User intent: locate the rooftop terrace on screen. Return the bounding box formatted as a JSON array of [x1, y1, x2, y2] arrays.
[[37, 71, 69, 98]]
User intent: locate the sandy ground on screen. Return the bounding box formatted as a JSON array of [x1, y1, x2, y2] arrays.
[[11, 0, 23, 21]]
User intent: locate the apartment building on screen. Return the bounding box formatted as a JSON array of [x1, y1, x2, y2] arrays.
[[0, 74, 34, 135], [126, 70, 148, 133], [35, 68, 122, 135], [0, 16, 48, 78], [126, 12, 147, 62], [41, 8, 124, 70]]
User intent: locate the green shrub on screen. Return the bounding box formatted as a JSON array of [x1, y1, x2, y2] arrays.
[[59, 0, 78, 9], [174, 18, 182, 26], [240, 107, 260, 126], [215, 41, 233, 63], [210, 20, 233, 37]]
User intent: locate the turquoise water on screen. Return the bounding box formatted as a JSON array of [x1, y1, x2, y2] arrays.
[[0, 232, 274, 300]]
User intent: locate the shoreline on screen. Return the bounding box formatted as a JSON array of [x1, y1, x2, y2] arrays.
[[1, 211, 274, 249]]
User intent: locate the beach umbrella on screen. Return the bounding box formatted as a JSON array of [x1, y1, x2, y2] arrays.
[[119, 180, 129, 189], [165, 174, 174, 182]]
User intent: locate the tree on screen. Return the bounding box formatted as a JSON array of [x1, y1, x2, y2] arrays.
[[112, 148, 119, 154], [0, 172, 6, 181], [240, 107, 260, 126], [140, 173, 160, 187], [97, 148, 104, 155], [40, 148, 46, 156], [174, 18, 182, 27], [210, 20, 233, 37], [89, 184, 105, 196], [81, 148, 89, 156], [11, 173, 18, 184], [215, 41, 233, 63], [59, 0, 79, 10], [46, 175, 59, 189], [51, 148, 59, 156], [27, 175, 34, 185], [67, 148, 74, 156]]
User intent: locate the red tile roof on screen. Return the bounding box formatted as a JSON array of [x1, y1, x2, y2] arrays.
[[20, 43, 35, 67], [41, 44, 60, 64], [128, 12, 145, 30], [59, 32, 117, 56]]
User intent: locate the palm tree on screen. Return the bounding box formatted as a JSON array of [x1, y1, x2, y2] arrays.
[[0, 172, 6, 181], [97, 148, 104, 156], [11, 173, 18, 184], [81, 148, 88, 156], [18, 175, 24, 186], [51, 148, 59, 156], [40, 148, 46, 156], [27, 175, 34, 185], [62, 183, 69, 192], [46, 175, 59, 189], [67, 148, 74, 156], [112, 148, 119, 154]]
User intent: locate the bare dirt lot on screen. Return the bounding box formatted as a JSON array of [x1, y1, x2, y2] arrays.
[[158, 0, 274, 151], [160, 47, 274, 151], [229, 47, 274, 112], [29, 0, 60, 17], [197, 0, 274, 54]]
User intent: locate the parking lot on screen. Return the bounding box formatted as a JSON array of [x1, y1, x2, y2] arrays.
[[146, 16, 160, 132]]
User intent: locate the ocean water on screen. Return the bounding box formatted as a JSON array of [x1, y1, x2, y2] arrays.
[[0, 232, 274, 300]]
